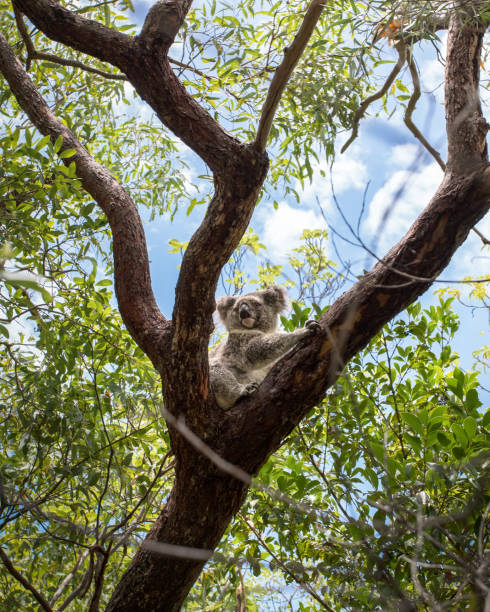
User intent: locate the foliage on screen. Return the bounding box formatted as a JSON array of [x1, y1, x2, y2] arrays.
[[0, 95, 173, 610], [186, 297, 489, 611]]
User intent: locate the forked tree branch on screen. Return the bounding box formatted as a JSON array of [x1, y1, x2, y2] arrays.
[[14, 7, 235, 90], [220, 3, 490, 472], [0, 33, 169, 366], [254, 0, 326, 152]]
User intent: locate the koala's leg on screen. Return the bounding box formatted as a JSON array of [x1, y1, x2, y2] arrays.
[[209, 363, 258, 409], [246, 322, 320, 369]]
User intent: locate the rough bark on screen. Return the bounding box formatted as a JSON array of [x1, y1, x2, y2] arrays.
[[0, 2, 489, 611]]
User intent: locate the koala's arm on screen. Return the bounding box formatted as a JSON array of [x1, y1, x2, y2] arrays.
[[245, 321, 319, 369], [209, 362, 258, 409]]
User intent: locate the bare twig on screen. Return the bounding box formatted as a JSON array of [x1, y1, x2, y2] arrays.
[[341, 42, 406, 153], [405, 48, 445, 170], [254, 0, 326, 151], [49, 549, 91, 606], [0, 546, 53, 612], [473, 226, 490, 245]]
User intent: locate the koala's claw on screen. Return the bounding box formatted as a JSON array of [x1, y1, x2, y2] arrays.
[[243, 382, 259, 395], [305, 319, 321, 332]]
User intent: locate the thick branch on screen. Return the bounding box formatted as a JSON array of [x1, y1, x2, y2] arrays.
[[14, 7, 126, 80], [139, 0, 193, 51], [445, 4, 489, 173], [223, 4, 490, 471], [228, 168, 490, 474], [15, 0, 247, 174], [0, 33, 169, 365], [254, 0, 326, 151], [166, 147, 269, 423], [12, 0, 133, 69]]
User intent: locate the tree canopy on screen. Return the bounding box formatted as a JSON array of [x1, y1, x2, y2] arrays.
[[0, 0, 489, 610]]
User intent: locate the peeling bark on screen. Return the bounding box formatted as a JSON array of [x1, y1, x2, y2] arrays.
[[0, 1, 489, 611]]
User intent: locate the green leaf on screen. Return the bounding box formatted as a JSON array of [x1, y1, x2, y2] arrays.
[[451, 423, 468, 447], [59, 148, 77, 159], [463, 416, 477, 440], [401, 412, 424, 436], [465, 388, 481, 411], [54, 134, 63, 152]]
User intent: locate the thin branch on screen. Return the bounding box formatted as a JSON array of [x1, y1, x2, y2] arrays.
[[473, 226, 490, 245], [104, 453, 174, 540], [49, 549, 91, 606], [88, 546, 110, 612], [0, 546, 53, 612], [403, 44, 487, 244], [341, 42, 406, 153], [254, 0, 326, 151], [404, 48, 446, 170], [57, 552, 95, 612], [35, 52, 126, 80], [240, 514, 335, 611], [168, 56, 240, 101]]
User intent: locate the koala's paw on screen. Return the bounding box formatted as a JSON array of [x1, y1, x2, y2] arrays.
[[305, 319, 321, 333], [243, 382, 259, 396]]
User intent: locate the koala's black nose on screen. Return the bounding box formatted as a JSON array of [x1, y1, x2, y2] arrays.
[[239, 303, 251, 319]]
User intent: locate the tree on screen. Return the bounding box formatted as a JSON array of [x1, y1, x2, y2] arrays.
[[0, 0, 488, 610]]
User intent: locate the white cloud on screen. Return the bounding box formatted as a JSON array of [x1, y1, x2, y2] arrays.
[[295, 146, 368, 209], [450, 213, 490, 279], [257, 201, 325, 261], [332, 148, 369, 192], [390, 143, 419, 167], [363, 162, 443, 253]]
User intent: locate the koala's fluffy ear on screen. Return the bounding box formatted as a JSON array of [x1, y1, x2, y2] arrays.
[[216, 296, 236, 323], [262, 285, 289, 313]]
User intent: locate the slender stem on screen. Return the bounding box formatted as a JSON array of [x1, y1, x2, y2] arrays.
[[341, 42, 406, 153]]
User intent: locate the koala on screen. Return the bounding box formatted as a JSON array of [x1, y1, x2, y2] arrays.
[[209, 286, 320, 409]]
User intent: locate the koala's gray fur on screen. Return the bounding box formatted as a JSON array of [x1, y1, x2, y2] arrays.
[[209, 286, 319, 409]]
